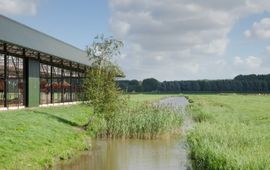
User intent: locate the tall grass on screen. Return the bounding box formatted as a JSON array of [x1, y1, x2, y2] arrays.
[[187, 94, 270, 169], [89, 102, 183, 139]]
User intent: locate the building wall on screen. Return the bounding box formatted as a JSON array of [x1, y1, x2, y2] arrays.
[[0, 41, 86, 109], [26, 59, 40, 107]]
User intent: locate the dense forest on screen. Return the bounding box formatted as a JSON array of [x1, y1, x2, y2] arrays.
[[117, 74, 270, 93]]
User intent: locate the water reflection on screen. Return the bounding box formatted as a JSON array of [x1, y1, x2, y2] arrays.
[[56, 138, 189, 170]]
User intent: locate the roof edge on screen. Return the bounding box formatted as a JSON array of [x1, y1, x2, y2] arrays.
[[0, 14, 86, 53]]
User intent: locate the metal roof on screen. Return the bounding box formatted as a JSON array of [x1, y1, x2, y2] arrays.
[[0, 15, 89, 66]]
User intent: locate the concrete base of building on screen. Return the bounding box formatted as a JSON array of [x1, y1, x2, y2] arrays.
[[0, 106, 25, 111], [0, 102, 83, 111], [39, 101, 82, 107]]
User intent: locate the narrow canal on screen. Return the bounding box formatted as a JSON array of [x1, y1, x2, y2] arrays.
[[55, 97, 192, 170]]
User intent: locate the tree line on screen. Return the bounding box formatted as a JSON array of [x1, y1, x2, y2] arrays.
[[117, 74, 270, 93]]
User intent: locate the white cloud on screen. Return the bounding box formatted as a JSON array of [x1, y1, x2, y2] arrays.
[[109, 0, 270, 80], [0, 0, 38, 16], [244, 30, 251, 38], [193, 38, 229, 55], [234, 56, 262, 69], [234, 56, 245, 65], [246, 56, 262, 68], [183, 63, 200, 74], [245, 18, 270, 39], [110, 19, 130, 38]]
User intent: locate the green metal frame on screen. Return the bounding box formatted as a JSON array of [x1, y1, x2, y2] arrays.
[[0, 41, 86, 108], [26, 59, 40, 107]]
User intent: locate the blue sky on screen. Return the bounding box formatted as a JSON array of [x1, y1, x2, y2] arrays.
[[1, 0, 270, 80], [226, 12, 270, 57], [10, 0, 111, 49]]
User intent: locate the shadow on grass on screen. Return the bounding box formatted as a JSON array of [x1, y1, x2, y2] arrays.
[[30, 110, 81, 128]]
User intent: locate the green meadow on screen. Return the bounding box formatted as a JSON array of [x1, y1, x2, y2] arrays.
[[187, 94, 270, 169], [2, 93, 270, 169]]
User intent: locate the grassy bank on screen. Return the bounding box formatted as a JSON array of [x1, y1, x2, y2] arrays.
[[0, 94, 181, 169], [0, 104, 92, 169], [187, 94, 270, 169]]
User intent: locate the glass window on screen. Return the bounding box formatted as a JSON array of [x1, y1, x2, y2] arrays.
[[71, 71, 78, 101], [40, 62, 85, 104], [7, 44, 23, 56], [63, 69, 71, 102], [63, 60, 70, 67], [72, 62, 78, 69], [0, 42, 4, 51], [40, 53, 50, 63], [25, 49, 38, 59], [52, 57, 62, 65], [40, 64, 51, 105], [7, 55, 24, 107], [0, 54, 4, 107], [52, 66, 62, 103]]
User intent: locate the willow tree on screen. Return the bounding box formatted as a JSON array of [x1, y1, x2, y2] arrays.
[[83, 35, 125, 129]]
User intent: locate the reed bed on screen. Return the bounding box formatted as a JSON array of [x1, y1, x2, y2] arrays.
[[187, 94, 270, 169], [90, 102, 183, 139]]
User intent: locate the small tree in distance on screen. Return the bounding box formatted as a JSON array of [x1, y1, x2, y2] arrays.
[[142, 78, 160, 92], [83, 34, 125, 129]]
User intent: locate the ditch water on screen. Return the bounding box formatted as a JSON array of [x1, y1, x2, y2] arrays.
[[54, 97, 192, 170]]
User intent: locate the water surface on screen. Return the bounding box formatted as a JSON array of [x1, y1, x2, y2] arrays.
[[55, 97, 191, 170], [57, 137, 189, 170]]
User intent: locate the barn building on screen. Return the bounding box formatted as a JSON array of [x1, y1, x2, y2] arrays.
[[0, 15, 88, 110]]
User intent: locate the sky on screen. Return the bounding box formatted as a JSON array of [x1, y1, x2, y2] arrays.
[[1, 0, 270, 81]]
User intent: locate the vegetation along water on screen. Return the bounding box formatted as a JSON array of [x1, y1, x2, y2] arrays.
[[187, 94, 270, 169], [0, 94, 183, 169], [57, 96, 189, 170], [90, 99, 183, 139], [2, 93, 270, 169]]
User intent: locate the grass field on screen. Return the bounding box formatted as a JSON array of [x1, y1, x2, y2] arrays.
[[0, 105, 91, 169], [3, 93, 269, 169], [0, 94, 177, 169], [187, 94, 270, 169], [128, 93, 178, 103]]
